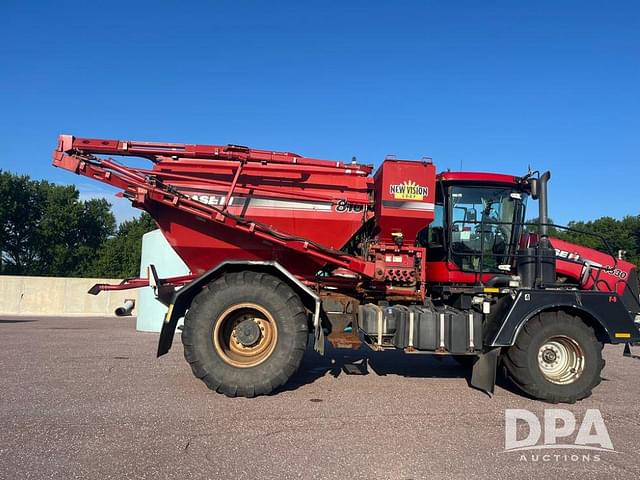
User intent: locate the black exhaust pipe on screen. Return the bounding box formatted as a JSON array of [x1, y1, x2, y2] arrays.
[[538, 171, 551, 247], [517, 170, 556, 288]]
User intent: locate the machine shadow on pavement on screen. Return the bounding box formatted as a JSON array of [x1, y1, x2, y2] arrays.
[[275, 336, 492, 395], [0, 318, 38, 324]]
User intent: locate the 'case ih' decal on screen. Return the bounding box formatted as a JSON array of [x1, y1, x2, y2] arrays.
[[554, 248, 582, 262], [555, 248, 628, 279], [389, 181, 428, 201]]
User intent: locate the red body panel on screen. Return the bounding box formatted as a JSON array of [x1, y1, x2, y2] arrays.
[[148, 158, 373, 275], [146, 203, 332, 276], [439, 171, 518, 185], [551, 237, 635, 295], [425, 260, 500, 285], [374, 160, 436, 243]]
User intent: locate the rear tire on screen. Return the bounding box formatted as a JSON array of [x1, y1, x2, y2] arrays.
[[181, 271, 308, 397], [503, 310, 604, 403]]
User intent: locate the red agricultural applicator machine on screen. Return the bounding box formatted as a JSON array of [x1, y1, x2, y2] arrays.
[[53, 135, 640, 402]]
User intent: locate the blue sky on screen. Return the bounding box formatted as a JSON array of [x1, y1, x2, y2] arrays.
[[1, 0, 638, 224]]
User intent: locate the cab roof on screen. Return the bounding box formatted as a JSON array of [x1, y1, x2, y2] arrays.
[[438, 171, 520, 186]]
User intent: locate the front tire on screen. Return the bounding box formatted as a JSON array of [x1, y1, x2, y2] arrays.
[[182, 271, 308, 397], [503, 311, 604, 403]]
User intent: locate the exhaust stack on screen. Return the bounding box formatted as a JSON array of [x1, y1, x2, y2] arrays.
[[538, 171, 551, 247], [517, 170, 556, 288]]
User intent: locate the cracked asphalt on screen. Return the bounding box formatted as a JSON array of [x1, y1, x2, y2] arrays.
[[1, 315, 639, 479]]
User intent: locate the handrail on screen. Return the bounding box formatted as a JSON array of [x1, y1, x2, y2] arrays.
[[448, 218, 628, 292], [56, 134, 373, 175]]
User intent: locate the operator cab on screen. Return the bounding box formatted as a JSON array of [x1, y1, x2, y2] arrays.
[[422, 172, 528, 283]]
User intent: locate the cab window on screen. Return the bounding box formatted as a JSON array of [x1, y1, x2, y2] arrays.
[[449, 186, 522, 272]]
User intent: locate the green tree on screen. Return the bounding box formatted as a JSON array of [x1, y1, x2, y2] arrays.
[[549, 216, 639, 268], [37, 185, 116, 275], [0, 172, 46, 273], [0, 171, 116, 275], [524, 216, 558, 236], [87, 213, 157, 278]]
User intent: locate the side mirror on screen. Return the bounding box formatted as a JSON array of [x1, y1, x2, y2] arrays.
[[529, 178, 539, 199]]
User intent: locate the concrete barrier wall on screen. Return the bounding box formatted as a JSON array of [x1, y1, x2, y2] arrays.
[[0, 275, 138, 316]]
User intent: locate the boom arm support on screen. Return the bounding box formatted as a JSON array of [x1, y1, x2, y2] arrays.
[[56, 135, 373, 174]]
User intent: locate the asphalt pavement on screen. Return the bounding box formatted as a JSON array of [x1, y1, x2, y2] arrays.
[[1, 315, 639, 479]]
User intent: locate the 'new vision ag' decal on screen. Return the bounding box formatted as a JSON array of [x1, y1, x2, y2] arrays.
[[389, 181, 428, 201]]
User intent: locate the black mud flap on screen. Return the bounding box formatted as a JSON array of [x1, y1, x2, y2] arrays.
[[314, 322, 325, 355], [623, 342, 640, 360], [157, 312, 179, 357], [470, 348, 500, 396]]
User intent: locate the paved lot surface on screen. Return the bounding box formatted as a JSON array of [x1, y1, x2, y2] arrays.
[[1, 315, 639, 479]]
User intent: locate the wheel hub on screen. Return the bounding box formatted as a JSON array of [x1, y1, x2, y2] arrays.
[[542, 348, 558, 364], [537, 335, 585, 385], [234, 319, 261, 346], [212, 303, 278, 368]]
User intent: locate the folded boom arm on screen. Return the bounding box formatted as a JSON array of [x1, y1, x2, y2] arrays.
[[52, 135, 378, 281]]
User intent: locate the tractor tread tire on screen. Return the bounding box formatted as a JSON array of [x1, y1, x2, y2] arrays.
[[503, 310, 603, 404], [181, 271, 308, 398]]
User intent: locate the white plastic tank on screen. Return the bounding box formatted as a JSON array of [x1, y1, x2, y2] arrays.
[[137, 229, 189, 332]]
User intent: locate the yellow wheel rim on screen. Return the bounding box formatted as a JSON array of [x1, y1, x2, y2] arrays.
[[212, 303, 278, 368]]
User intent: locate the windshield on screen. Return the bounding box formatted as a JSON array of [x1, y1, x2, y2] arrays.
[[449, 185, 525, 272]]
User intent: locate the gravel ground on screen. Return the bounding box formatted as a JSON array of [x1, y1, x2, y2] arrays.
[[1, 315, 639, 479]]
